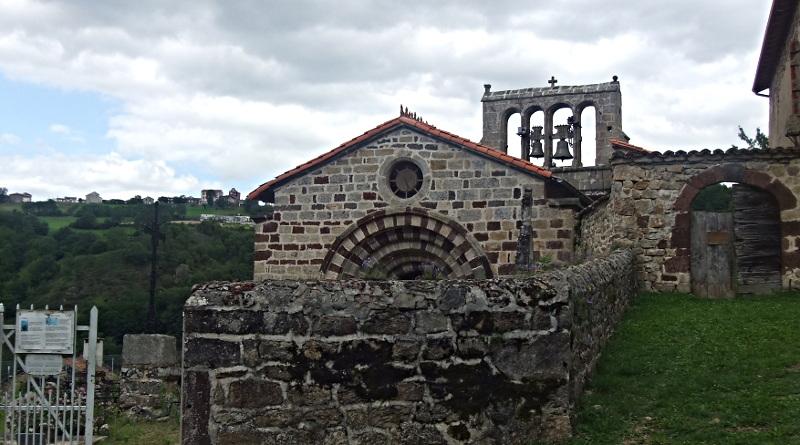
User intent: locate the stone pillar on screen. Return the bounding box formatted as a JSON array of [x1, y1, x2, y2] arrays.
[[520, 114, 530, 161], [544, 110, 554, 168], [119, 334, 180, 418], [572, 109, 583, 168], [515, 186, 533, 272]]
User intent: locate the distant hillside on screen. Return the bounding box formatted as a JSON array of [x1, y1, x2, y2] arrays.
[[0, 206, 254, 353]]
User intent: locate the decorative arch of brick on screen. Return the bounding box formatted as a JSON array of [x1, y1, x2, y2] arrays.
[[668, 163, 799, 276], [320, 207, 494, 280]]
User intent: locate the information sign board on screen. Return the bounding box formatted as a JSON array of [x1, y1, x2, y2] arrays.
[[25, 354, 63, 376], [15, 310, 75, 354]]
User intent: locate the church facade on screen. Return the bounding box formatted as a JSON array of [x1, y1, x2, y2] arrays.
[[248, 109, 590, 281]]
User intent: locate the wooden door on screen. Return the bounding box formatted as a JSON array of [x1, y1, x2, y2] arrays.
[[691, 212, 734, 298], [732, 184, 782, 294]]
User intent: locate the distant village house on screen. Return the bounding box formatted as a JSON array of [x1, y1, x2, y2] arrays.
[[85, 191, 102, 204], [200, 188, 241, 206], [7, 192, 32, 203]]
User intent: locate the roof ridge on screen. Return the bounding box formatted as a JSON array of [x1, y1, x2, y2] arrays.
[[248, 114, 553, 201]]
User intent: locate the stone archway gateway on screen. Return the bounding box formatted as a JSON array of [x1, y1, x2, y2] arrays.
[[672, 163, 797, 296], [320, 207, 493, 280]]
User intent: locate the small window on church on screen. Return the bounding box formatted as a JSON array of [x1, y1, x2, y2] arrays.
[[388, 160, 423, 199]]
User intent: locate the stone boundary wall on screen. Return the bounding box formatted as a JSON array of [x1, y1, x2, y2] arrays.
[[595, 149, 800, 292], [120, 334, 181, 418], [181, 250, 636, 445]]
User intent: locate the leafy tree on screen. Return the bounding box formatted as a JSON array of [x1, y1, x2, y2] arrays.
[[0, 187, 8, 203], [71, 213, 101, 230], [242, 198, 272, 216], [692, 183, 733, 212], [205, 190, 217, 207], [0, 209, 253, 352], [731, 126, 769, 150], [22, 200, 62, 216]]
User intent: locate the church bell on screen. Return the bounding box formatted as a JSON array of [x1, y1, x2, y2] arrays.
[[528, 126, 544, 158], [553, 124, 573, 160], [553, 139, 573, 160], [529, 140, 544, 158]]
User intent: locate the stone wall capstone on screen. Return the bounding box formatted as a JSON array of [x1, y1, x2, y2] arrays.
[[181, 250, 636, 444], [120, 334, 181, 418]]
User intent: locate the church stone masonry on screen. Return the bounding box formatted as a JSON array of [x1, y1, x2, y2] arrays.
[[480, 79, 625, 167], [249, 112, 589, 281]]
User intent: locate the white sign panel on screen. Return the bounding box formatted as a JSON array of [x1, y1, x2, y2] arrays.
[[15, 310, 75, 354], [25, 354, 63, 376]]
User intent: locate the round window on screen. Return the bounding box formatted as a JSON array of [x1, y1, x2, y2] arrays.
[[388, 160, 423, 199]]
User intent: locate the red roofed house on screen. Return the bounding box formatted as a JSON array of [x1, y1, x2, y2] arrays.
[[249, 108, 593, 280], [753, 0, 800, 148]]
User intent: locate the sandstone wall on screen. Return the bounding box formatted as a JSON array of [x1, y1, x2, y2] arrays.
[[255, 126, 576, 280], [583, 150, 800, 293], [181, 250, 636, 444], [575, 198, 613, 258]]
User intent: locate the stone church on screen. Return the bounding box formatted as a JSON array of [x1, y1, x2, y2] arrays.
[[247, 78, 638, 281], [249, 0, 800, 295]]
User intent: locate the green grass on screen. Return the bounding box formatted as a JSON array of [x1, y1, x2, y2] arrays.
[[569, 291, 800, 444], [100, 415, 180, 444], [38, 215, 77, 230]]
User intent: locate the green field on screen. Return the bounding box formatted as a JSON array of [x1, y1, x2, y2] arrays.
[[568, 292, 800, 444]]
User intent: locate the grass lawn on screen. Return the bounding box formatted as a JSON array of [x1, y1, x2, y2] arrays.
[[101, 416, 180, 444], [569, 291, 800, 445], [39, 215, 77, 230]]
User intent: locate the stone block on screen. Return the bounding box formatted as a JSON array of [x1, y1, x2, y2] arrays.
[[313, 315, 358, 336], [226, 379, 283, 408], [123, 334, 178, 366], [181, 371, 211, 445], [415, 312, 449, 333], [184, 338, 240, 368]]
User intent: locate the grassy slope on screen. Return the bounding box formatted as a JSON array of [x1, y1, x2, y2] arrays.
[[570, 292, 800, 445]]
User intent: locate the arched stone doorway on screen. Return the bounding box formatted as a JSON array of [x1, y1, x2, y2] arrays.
[[672, 164, 795, 297], [320, 207, 493, 280]]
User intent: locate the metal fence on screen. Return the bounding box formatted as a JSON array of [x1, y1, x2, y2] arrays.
[[0, 305, 98, 445]]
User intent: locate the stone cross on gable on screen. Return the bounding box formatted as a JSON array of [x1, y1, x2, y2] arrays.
[[548, 76, 558, 88]]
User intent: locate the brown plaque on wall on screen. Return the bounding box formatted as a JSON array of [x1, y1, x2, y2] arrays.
[[707, 231, 729, 245]]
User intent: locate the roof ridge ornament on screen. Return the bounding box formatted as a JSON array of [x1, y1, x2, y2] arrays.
[[399, 105, 428, 124]]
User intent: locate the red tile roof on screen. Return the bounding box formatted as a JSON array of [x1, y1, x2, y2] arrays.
[[610, 139, 652, 154], [248, 114, 553, 201], [753, 0, 799, 93]]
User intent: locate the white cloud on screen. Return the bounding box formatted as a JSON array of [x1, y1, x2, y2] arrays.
[[0, 151, 204, 200], [0, 0, 775, 200], [1, 133, 20, 145]]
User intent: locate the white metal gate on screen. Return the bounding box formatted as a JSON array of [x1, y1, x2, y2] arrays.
[[0, 304, 97, 445]]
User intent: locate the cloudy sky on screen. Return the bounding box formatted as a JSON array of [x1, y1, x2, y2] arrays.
[[0, 0, 773, 201]]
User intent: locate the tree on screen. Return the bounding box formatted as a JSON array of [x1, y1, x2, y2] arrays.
[[205, 190, 217, 207], [127, 195, 144, 205], [0, 187, 8, 203], [692, 183, 733, 212], [22, 200, 62, 216], [731, 126, 769, 150]]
